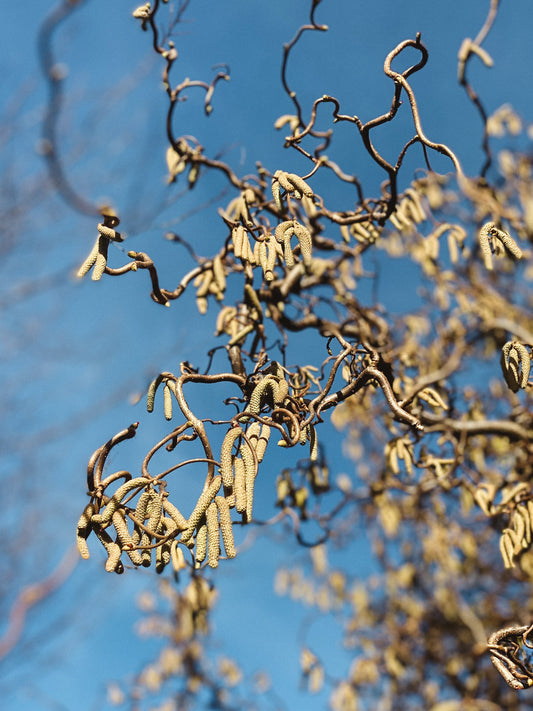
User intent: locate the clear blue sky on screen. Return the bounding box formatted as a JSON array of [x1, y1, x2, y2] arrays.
[[1, 1, 533, 709]]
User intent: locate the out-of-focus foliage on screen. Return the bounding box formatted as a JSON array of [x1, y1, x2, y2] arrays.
[[33, 0, 533, 707]]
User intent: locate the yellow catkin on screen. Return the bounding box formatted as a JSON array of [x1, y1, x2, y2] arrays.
[[216, 496, 236, 558], [247, 376, 278, 415], [244, 283, 263, 317], [254, 239, 268, 271], [272, 176, 283, 211], [134, 489, 152, 525], [293, 222, 313, 267], [498, 229, 523, 260], [212, 255, 226, 292], [170, 541, 187, 574], [146, 374, 163, 412], [527, 500, 533, 528], [276, 170, 296, 193], [92, 478, 149, 526], [162, 498, 188, 530], [112, 511, 143, 566], [220, 426, 243, 488], [94, 527, 123, 573], [206, 501, 220, 568], [512, 510, 525, 546], [137, 492, 162, 566], [163, 384, 173, 420], [181, 476, 222, 545], [77, 237, 99, 278], [240, 440, 257, 523], [275, 377, 289, 405], [514, 342, 531, 388], [275, 221, 296, 268], [232, 225, 245, 258], [105, 542, 123, 573], [502, 345, 520, 393], [243, 230, 255, 264], [145, 493, 163, 535], [234, 457, 247, 514], [309, 424, 318, 462], [196, 270, 214, 298], [155, 541, 172, 573], [516, 504, 531, 545], [404, 188, 426, 223], [92, 246, 108, 281], [287, 173, 314, 198], [265, 234, 278, 281], [195, 522, 208, 565], [255, 425, 271, 463], [246, 421, 261, 449], [478, 223, 495, 270], [76, 503, 95, 559]]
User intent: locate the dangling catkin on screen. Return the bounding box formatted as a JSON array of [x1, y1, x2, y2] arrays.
[[181, 475, 222, 545], [216, 496, 236, 558], [206, 501, 221, 568], [220, 426, 243, 488]]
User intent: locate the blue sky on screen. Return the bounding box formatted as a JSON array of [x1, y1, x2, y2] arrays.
[[2, 1, 533, 709]]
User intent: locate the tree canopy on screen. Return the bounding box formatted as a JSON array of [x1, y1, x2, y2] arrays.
[[3, 1, 533, 709]]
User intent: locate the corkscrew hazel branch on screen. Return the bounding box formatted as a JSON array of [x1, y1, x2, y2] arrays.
[[87, 422, 139, 494], [315, 364, 423, 431], [488, 625, 533, 689]]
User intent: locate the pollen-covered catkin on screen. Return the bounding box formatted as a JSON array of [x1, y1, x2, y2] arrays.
[[478, 222, 495, 270], [91, 478, 150, 526], [162, 498, 188, 530], [163, 384, 173, 420], [112, 510, 143, 566], [92, 238, 109, 281], [247, 376, 279, 415], [77, 237, 100, 278], [170, 541, 187, 575], [245, 421, 261, 449], [181, 475, 222, 545], [195, 521, 208, 565], [220, 426, 243, 488], [76, 503, 95, 559], [216, 496, 236, 558], [95, 527, 124, 573], [232, 225, 245, 258], [146, 375, 163, 413], [212, 255, 226, 292], [309, 424, 318, 461], [206, 501, 220, 568], [498, 228, 523, 260], [499, 530, 514, 568], [240, 440, 257, 523], [255, 425, 271, 462], [286, 173, 314, 199], [234, 457, 247, 514], [293, 222, 313, 267]]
